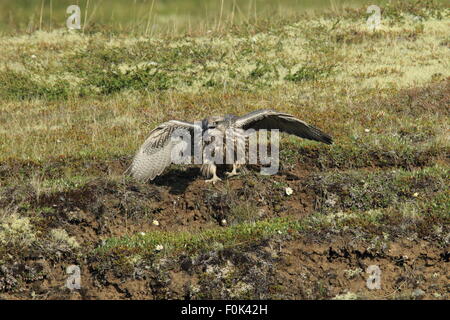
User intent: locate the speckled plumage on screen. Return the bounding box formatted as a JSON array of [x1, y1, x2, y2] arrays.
[[126, 109, 333, 182]]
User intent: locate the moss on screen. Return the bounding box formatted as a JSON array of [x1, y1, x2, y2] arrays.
[[0, 213, 36, 248], [49, 228, 80, 250], [333, 291, 359, 300]]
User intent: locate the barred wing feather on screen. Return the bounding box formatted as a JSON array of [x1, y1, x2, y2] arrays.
[[233, 109, 332, 145], [126, 120, 197, 181]]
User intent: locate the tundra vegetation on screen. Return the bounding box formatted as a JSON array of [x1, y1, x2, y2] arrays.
[[0, 0, 449, 299]]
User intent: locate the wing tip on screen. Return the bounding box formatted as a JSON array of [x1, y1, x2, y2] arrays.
[[309, 125, 333, 145], [323, 135, 333, 145]]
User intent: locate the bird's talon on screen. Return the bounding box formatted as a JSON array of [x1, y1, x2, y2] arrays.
[[205, 176, 222, 184], [225, 171, 238, 177]]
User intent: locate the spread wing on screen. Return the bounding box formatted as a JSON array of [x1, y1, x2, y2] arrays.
[[233, 109, 332, 144], [126, 120, 200, 182]]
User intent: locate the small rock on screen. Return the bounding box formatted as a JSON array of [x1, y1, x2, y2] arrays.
[[412, 288, 425, 299], [180, 257, 193, 272], [285, 187, 293, 196], [333, 292, 358, 300]]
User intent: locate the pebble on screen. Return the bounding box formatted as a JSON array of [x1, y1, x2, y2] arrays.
[[412, 289, 425, 299]]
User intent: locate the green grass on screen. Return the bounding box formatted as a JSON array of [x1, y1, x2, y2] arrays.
[[97, 218, 296, 255], [309, 165, 449, 212], [0, 0, 405, 36]]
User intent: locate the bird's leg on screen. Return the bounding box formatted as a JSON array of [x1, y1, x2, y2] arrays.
[[205, 173, 221, 184], [225, 163, 240, 177], [205, 164, 222, 184]]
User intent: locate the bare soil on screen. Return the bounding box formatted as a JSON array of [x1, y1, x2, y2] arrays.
[[0, 160, 448, 300]]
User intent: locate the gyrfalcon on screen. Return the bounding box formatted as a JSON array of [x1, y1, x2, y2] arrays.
[[126, 109, 332, 183]]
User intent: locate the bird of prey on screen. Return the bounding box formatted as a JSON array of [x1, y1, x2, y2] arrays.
[[126, 109, 332, 183]]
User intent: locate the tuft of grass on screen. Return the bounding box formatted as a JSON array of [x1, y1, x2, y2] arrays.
[[0, 70, 70, 100], [285, 64, 335, 82], [308, 165, 449, 213], [227, 202, 261, 225], [84, 67, 173, 95]]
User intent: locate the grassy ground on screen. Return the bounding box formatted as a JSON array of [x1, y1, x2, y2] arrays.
[[0, 1, 449, 299]]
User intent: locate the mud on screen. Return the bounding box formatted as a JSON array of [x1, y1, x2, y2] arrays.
[[0, 161, 448, 300]]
